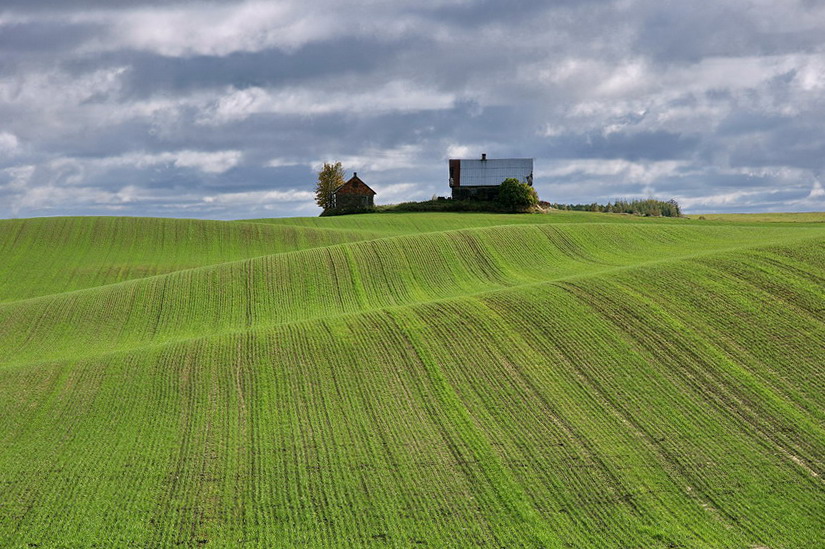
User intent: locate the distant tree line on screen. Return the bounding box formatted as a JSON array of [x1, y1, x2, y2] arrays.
[[545, 199, 682, 217]]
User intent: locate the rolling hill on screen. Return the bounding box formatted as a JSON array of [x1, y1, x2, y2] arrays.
[[0, 212, 823, 548]]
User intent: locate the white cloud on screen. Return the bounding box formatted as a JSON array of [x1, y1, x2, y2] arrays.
[[804, 181, 825, 199], [369, 182, 430, 203], [64, 3, 332, 57], [676, 188, 780, 209], [202, 189, 314, 204], [98, 150, 243, 174], [0, 150, 242, 217], [265, 159, 304, 168], [0, 132, 19, 157], [0, 67, 128, 109], [0, 165, 34, 192], [198, 82, 454, 125], [7, 183, 152, 215], [317, 145, 425, 173], [36, 1, 446, 58], [171, 150, 242, 174], [530, 52, 825, 137], [536, 159, 691, 184], [446, 144, 473, 158], [265, 144, 427, 174]]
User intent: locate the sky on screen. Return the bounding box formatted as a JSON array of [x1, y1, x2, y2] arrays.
[[1, 0, 824, 219]]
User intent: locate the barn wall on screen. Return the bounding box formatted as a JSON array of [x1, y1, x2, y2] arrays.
[[333, 193, 374, 210], [451, 186, 500, 201]]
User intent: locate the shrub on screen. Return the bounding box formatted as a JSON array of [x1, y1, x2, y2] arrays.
[[497, 178, 539, 211]]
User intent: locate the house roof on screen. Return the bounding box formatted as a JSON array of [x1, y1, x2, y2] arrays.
[[333, 173, 376, 195]]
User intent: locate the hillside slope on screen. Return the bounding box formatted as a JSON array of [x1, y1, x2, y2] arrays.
[[0, 216, 386, 302], [0, 214, 823, 548]]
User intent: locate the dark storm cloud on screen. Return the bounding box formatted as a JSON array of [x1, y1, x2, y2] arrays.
[[1, 0, 824, 218]]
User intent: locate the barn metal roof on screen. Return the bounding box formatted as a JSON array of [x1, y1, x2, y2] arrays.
[[451, 157, 533, 187]]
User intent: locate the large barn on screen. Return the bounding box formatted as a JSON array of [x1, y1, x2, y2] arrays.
[[449, 154, 533, 200], [330, 172, 376, 211]]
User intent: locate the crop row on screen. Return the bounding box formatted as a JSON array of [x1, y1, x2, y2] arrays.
[[1, 225, 823, 546], [2, 222, 818, 368], [1, 246, 822, 546], [0, 216, 384, 302], [0, 218, 822, 547]]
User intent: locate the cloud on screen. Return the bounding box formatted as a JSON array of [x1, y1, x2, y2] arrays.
[[0, 165, 34, 191], [197, 82, 455, 125], [2, 177, 150, 216], [808, 181, 825, 199], [370, 182, 429, 203], [103, 3, 327, 57], [537, 159, 691, 184], [677, 188, 778, 209], [163, 150, 242, 174], [4, 1, 443, 57], [2, 0, 825, 218], [202, 188, 313, 204], [0, 132, 19, 157], [82, 150, 243, 174]]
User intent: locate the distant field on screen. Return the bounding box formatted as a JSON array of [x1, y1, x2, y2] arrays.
[[686, 211, 825, 223], [243, 209, 690, 235], [0, 212, 823, 547]]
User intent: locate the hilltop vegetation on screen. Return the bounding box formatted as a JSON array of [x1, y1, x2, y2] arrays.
[[0, 212, 823, 547], [546, 198, 682, 217]]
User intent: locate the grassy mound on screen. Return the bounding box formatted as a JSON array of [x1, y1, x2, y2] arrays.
[[0, 213, 822, 547]]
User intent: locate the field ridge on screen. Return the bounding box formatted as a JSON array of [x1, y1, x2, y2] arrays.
[[1, 231, 822, 371]]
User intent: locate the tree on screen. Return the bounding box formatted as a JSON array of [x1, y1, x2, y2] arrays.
[[497, 178, 539, 210], [315, 162, 345, 211]]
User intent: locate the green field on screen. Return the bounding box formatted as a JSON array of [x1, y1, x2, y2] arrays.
[[685, 212, 825, 223], [0, 212, 823, 548]]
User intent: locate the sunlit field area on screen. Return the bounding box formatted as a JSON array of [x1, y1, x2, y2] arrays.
[[1, 212, 823, 548]]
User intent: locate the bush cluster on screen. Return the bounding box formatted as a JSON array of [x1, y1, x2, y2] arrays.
[[377, 179, 540, 214], [546, 199, 682, 217], [497, 178, 539, 210], [376, 200, 515, 213], [320, 206, 376, 217]]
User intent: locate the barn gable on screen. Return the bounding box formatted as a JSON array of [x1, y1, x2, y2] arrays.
[[330, 173, 376, 211]]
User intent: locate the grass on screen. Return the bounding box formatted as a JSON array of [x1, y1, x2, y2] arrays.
[[0, 212, 822, 548], [686, 211, 825, 223], [0, 216, 387, 302], [243, 209, 691, 236]]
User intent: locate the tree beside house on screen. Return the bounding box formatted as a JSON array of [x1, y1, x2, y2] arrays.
[[315, 163, 376, 215]]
